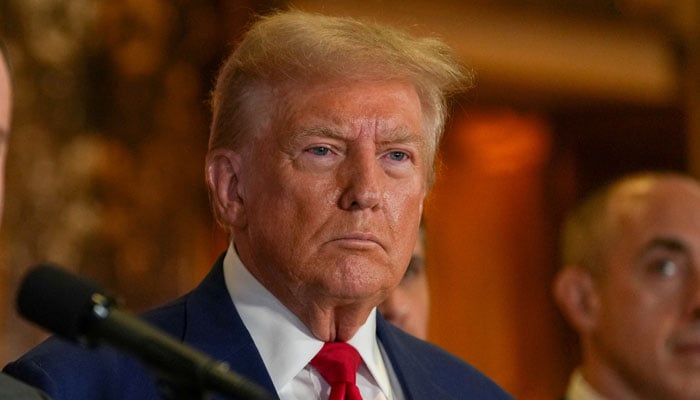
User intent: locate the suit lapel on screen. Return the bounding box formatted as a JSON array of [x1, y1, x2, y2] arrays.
[[175, 255, 465, 400], [181, 254, 279, 399]]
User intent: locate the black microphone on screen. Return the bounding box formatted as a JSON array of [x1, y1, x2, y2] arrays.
[[16, 264, 273, 400]]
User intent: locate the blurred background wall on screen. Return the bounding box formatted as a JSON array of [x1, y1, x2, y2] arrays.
[[0, 1, 697, 399]]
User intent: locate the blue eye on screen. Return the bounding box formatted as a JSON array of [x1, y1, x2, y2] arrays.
[[307, 146, 331, 156], [653, 260, 678, 277], [388, 151, 408, 161]]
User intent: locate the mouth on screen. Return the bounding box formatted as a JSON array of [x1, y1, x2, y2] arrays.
[[330, 233, 382, 249], [671, 336, 700, 363], [674, 342, 700, 353]]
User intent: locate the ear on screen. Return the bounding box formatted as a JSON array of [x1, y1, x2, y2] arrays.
[[205, 149, 246, 229], [552, 266, 600, 333]]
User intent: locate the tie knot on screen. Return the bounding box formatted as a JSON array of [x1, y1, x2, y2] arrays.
[[310, 342, 362, 384]]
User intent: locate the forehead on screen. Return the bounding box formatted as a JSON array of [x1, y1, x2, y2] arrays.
[[608, 179, 700, 255], [279, 79, 425, 135]]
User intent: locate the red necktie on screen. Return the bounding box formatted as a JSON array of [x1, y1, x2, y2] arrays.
[[310, 342, 364, 400]]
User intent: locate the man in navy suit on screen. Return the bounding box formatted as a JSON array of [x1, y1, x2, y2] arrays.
[[5, 10, 512, 399]]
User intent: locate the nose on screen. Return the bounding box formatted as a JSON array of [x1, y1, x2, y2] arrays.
[[338, 151, 382, 211]]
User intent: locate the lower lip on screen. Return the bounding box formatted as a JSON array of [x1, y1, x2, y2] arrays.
[[332, 238, 378, 249], [674, 345, 700, 362]]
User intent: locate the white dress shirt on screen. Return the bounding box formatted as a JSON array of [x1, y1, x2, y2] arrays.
[[565, 369, 607, 400], [222, 244, 405, 400]]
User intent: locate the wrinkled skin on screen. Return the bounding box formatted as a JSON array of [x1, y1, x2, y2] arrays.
[[208, 80, 428, 341]]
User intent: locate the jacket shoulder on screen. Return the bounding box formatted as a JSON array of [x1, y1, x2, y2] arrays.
[[3, 295, 194, 400], [379, 320, 513, 399]]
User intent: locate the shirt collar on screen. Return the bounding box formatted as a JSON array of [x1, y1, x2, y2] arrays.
[[567, 369, 608, 400], [222, 243, 394, 396]]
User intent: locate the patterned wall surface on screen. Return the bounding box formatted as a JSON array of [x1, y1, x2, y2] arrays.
[[0, 0, 279, 362]]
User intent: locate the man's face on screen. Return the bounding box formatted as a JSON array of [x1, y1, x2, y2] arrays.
[[234, 79, 427, 314], [0, 55, 11, 218], [592, 178, 700, 399], [378, 235, 429, 339]]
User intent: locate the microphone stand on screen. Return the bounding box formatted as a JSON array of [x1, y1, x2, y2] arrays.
[[16, 264, 273, 400], [88, 296, 273, 400]]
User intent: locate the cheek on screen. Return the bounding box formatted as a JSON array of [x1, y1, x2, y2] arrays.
[[599, 284, 675, 349], [315, 182, 341, 209], [279, 181, 340, 226], [384, 183, 424, 224]]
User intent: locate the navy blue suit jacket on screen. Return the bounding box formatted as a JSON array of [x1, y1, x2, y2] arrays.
[[4, 255, 512, 400]]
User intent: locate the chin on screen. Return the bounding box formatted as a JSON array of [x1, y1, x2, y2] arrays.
[[318, 257, 397, 293], [321, 276, 387, 303]]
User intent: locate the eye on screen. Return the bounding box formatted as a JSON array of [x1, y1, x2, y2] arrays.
[[651, 259, 679, 277], [306, 146, 331, 156], [387, 151, 409, 162]]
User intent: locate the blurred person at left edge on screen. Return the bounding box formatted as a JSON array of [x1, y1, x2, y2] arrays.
[[0, 41, 52, 400]]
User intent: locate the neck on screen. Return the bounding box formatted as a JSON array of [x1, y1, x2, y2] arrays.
[[289, 301, 375, 342], [232, 238, 378, 342], [581, 348, 650, 400]]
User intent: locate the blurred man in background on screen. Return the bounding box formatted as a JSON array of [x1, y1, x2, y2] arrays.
[[379, 225, 430, 339], [554, 172, 700, 400]]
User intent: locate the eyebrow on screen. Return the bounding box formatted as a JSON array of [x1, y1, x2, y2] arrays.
[[377, 128, 426, 148], [292, 126, 343, 140], [284, 126, 339, 152], [290, 125, 426, 149], [636, 237, 688, 260]]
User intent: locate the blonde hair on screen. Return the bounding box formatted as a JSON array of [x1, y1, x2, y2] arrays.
[[209, 10, 471, 185]]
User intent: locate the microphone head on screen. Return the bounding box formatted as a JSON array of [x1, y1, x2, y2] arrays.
[[16, 264, 112, 341]]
